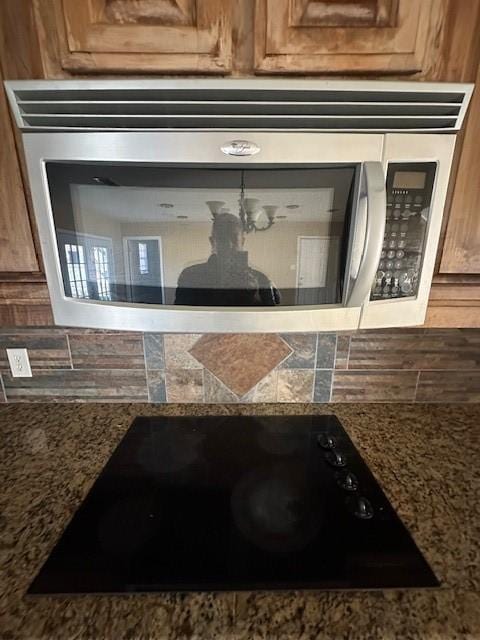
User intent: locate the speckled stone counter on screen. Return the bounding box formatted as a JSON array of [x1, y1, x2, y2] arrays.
[[0, 403, 479, 640]]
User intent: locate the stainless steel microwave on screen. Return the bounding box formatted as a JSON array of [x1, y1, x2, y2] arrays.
[[5, 79, 473, 332]]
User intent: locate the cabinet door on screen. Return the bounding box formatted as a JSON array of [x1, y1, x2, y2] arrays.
[[36, 0, 232, 74], [439, 69, 480, 275], [0, 75, 38, 272], [254, 0, 445, 75]]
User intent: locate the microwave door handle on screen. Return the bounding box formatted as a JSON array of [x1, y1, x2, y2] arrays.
[[347, 161, 386, 307]]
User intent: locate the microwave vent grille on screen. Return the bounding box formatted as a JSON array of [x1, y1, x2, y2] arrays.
[[5, 80, 473, 133]]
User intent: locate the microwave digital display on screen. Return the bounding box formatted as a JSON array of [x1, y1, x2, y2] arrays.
[[392, 171, 426, 189]]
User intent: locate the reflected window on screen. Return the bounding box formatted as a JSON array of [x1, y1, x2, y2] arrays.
[[58, 231, 114, 301], [138, 242, 149, 275], [92, 246, 111, 301], [65, 244, 89, 299]]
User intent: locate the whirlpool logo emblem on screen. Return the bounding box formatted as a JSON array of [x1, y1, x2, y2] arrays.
[[221, 140, 261, 157]]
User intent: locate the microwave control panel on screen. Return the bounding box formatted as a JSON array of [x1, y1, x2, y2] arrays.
[[370, 162, 437, 302]]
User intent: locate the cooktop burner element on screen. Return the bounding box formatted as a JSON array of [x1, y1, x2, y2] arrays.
[[29, 415, 438, 594]]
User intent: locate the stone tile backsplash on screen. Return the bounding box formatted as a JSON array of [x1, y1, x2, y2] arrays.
[[0, 327, 479, 403]]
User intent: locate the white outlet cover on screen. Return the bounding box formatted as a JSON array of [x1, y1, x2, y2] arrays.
[[6, 348, 32, 378]]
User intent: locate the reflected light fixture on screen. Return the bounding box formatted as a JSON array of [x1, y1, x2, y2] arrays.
[[205, 171, 277, 233]]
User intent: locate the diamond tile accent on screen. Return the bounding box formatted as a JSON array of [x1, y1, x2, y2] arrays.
[[204, 370, 238, 403], [189, 334, 292, 397], [279, 333, 316, 368]]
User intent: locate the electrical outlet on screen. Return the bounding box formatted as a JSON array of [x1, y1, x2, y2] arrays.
[[6, 348, 32, 378]]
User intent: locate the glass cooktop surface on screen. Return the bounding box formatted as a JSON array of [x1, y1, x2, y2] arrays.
[[29, 415, 438, 594]]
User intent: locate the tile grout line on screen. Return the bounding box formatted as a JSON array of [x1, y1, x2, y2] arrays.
[[311, 332, 319, 402], [331, 333, 337, 370], [330, 367, 480, 372], [142, 334, 152, 403], [346, 335, 352, 370], [0, 372, 6, 403], [328, 333, 338, 403], [5, 366, 480, 375], [65, 332, 74, 369], [413, 370, 421, 402]]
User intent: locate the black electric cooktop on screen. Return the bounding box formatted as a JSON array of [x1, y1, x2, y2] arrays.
[[29, 415, 438, 594]]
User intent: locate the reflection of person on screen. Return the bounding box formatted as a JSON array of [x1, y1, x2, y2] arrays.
[[175, 213, 280, 306]]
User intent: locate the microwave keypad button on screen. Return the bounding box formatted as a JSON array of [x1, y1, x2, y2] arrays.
[[372, 163, 436, 303]]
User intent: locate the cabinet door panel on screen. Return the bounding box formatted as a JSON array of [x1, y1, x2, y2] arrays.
[[41, 0, 232, 74], [0, 81, 38, 273], [255, 0, 445, 74], [439, 68, 480, 274]]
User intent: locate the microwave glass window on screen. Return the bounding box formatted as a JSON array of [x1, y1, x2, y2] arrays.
[[392, 171, 426, 190], [47, 163, 357, 308]]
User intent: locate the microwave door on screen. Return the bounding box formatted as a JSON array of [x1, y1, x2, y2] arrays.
[[23, 130, 386, 332], [347, 162, 386, 307]]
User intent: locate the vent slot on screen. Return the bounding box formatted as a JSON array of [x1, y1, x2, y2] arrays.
[[5, 80, 473, 133]]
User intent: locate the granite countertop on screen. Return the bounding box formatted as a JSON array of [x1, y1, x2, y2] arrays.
[[0, 402, 479, 640]]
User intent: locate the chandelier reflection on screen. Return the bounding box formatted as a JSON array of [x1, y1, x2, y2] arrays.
[[206, 171, 277, 233]]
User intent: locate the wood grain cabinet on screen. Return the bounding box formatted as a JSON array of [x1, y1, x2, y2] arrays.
[[254, 0, 446, 76], [0, 67, 38, 274], [0, 0, 480, 327], [34, 0, 233, 75], [426, 70, 480, 327]]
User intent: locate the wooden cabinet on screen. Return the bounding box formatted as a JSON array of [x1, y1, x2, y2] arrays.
[[0, 66, 38, 273], [424, 1, 480, 327], [254, 0, 446, 76], [425, 68, 480, 327], [0, 0, 52, 326], [33, 0, 232, 75], [439, 72, 480, 276], [0, 0, 480, 327]]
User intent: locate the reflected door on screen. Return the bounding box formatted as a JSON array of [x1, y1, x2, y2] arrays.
[[124, 237, 163, 304], [296, 236, 340, 305]]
